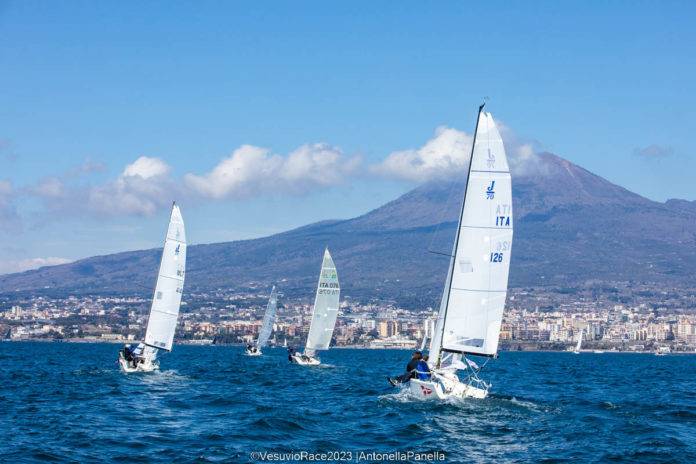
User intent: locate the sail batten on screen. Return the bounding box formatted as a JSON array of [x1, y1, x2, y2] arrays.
[[304, 249, 340, 353], [430, 108, 513, 362], [143, 204, 187, 352]]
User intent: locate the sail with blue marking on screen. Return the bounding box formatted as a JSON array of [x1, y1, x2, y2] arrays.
[[430, 110, 513, 359], [144, 203, 187, 352]]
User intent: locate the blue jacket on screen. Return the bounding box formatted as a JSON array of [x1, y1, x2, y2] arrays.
[[415, 360, 431, 380]]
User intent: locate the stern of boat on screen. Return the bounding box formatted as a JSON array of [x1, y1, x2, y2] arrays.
[[290, 353, 321, 366]]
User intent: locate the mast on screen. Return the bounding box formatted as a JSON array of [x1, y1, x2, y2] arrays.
[[435, 103, 486, 368]]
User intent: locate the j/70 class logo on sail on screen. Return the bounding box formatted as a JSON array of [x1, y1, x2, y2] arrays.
[[486, 181, 495, 200]]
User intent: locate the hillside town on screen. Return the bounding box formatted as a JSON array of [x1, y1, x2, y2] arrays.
[[2, 283, 696, 353]]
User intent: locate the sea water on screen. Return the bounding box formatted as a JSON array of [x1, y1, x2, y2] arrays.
[[1, 343, 695, 463]]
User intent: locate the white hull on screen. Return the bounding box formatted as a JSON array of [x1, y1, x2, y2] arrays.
[[408, 374, 488, 400], [118, 352, 159, 373], [245, 348, 262, 356], [290, 353, 321, 366]]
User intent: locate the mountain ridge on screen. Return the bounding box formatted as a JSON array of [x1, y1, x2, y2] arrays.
[[1, 151, 695, 307]]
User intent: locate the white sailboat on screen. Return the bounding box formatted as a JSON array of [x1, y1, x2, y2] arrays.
[[246, 286, 278, 356], [118, 203, 187, 373], [419, 318, 434, 352], [290, 248, 340, 366], [655, 346, 671, 356], [409, 104, 513, 400], [573, 329, 583, 354]]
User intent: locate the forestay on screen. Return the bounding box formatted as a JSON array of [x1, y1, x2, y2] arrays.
[[305, 249, 340, 354], [430, 109, 513, 359], [256, 286, 278, 348], [144, 204, 187, 351]]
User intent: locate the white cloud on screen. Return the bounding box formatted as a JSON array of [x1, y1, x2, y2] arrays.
[[0, 256, 73, 275], [370, 126, 473, 182], [370, 122, 550, 182], [87, 156, 176, 216], [122, 156, 171, 179], [633, 144, 673, 159], [185, 143, 361, 199]]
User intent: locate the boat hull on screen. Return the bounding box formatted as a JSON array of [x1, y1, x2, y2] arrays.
[[289, 353, 321, 366], [408, 373, 488, 400], [245, 349, 262, 356], [118, 352, 158, 373]]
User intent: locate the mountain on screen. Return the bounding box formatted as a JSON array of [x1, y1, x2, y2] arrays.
[[2, 152, 696, 306]]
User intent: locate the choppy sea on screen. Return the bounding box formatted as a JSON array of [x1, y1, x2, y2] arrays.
[[1, 342, 695, 463]]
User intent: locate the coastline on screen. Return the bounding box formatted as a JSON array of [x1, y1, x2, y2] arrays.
[[2, 338, 695, 354]]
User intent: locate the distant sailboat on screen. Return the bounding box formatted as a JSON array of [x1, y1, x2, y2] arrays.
[[289, 248, 340, 366], [419, 318, 434, 352], [573, 330, 583, 354], [409, 104, 513, 400], [246, 286, 278, 356], [118, 203, 187, 372], [655, 346, 671, 356]]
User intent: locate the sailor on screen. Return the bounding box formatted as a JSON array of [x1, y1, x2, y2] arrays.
[[387, 350, 422, 386], [123, 344, 134, 363], [287, 347, 295, 362], [416, 355, 431, 380]]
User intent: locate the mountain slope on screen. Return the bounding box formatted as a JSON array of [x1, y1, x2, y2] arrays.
[[1, 152, 695, 306]]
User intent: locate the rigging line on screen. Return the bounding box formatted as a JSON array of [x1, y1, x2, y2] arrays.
[[428, 250, 454, 258]]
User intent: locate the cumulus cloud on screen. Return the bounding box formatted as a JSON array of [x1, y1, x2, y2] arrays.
[[633, 144, 674, 159], [122, 156, 171, 179], [370, 123, 548, 182], [185, 143, 361, 199], [26, 156, 176, 217], [87, 156, 177, 216], [0, 256, 73, 275], [370, 127, 472, 182]]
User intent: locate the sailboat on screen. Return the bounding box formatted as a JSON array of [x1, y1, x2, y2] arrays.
[[245, 286, 278, 356], [573, 329, 583, 354], [289, 248, 340, 366], [118, 203, 187, 373], [409, 104, 513, 400], [419, 318, 434, 352]]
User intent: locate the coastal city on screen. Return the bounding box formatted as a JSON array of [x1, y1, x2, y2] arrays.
[[2, 282, 696, 353]]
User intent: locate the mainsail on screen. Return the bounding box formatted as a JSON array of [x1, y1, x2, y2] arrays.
[[305, 249, 340, 355], [430, 106, 513, 364], [143, 203, 187, 351], [256, 286, 278, 349], [575, 330, 583, 352]]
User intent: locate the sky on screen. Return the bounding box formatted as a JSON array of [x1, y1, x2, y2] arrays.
[[1, 1, 695, 274]]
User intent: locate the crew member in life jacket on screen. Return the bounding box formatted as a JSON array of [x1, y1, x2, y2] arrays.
[[387, 350, 422, 386], [123, 344, 134, 362], [416, 355, 431, 380], [121, 344, 136, 367]]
